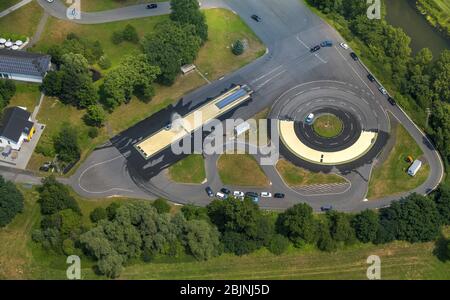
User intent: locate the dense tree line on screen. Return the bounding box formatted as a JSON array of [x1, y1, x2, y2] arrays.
[[306, 0, 450, 166], [0, 176, 24, 227], [0, 80, 16, 111]]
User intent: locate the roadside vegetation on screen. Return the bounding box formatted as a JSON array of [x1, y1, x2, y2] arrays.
[[416, 0, 450, 39], [1, 174, 450, 279], [77, 0, 165, 12], [305, 0, 450, 185], [217, 154, 269, 187], [30, 2, 264, 174], [368, 121, 430, 199], [0, 0, 20, 12], [168, 155, 206, 184], [276, 159, 346, 187]]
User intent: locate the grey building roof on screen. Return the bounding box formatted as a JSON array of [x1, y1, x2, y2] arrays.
[[0, 49, 51, 78], [0, 107, 34, 143]]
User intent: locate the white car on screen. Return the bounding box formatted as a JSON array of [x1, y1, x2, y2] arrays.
[[216, 192, 227, 200], [261, 192, 272, 198], [46, 0, 54, 3], [305, 113, 315, 124], [233, 191, 244, 199], [379, 86, 387, 95], [340, 42, 349, 50]]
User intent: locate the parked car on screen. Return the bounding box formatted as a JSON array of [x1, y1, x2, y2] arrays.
[[387, 96, 396, 106], [310, 45, 321, 53], [39, 162, 53, 172], [233, 191, 245, 198], [305, 113, 315, 125], [216, 192, 227, 200], [367, 74, 375, 82], [320, 205, 333, 212], [245, 192, 259, 203], [340, 42, 349, 50], [320, 40, 333, 47], [251, 14, 262, 22], [350, 52, 358, 61], [205, 186, 214, 197], [274, 193, 285, 199], [46, 0, 54, 3], [146, 3, 157, 9], [261, 192, 272, 198], [379, 86, 387, 95], [220, 188, 231, 195]]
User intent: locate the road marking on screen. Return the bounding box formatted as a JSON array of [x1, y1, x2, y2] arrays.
[[315, 53, 327, 63], [296, 34, 309, 49], [251, 65, 284, 84], [256, 70, 287, 90]]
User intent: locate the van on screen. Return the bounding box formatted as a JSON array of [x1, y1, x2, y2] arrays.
[[408, 160, 422, 177]]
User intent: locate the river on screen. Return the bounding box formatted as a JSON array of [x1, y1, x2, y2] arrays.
[[385, 0, 450, 57]]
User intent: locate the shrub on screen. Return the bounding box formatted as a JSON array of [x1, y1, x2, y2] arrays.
[[0, 176, 24, 227], [98, 55, 112, 70], [267, 234, 290, 255], [232, 40, 244, 55], [152, 199, 171, 214], [90, 207, 107, 223]]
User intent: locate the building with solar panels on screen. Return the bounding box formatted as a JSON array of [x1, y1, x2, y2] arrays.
[[0, 49, 51, 83]]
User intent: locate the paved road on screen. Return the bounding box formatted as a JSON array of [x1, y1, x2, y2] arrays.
[[0, 0, 32, 18], [29, 0, 444, 212]]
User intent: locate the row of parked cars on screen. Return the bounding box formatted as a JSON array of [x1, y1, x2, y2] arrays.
[[205, 187, 285, 202]]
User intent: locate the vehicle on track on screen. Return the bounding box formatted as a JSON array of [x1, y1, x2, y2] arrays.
[[350, 52, 358, 61], [310, 45, 320, 53], [146, 3, 158, 9], [261, 192, 272, 198], [320, 40, 333, 47], [340, 42, 349, 50], [305, 113, 315, 125], [274, 193, 285, 199], [205, 186, 214, 197], [251, 14, 262, 22]]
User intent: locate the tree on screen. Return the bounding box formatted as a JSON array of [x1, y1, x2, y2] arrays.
[[432, 50, 450, 103], [0, 79, 16, 110], [54, 124, 81, 164], [352, 209, 379, 243], [122, 24, 139, 43], [38, 176, 81, 215], [434, 184, 450, 224], [142, 20, 201, 85], [232, 40, 244, 56], [41, 71, 62, 97], [429, 101, 450, 164], [0, 176, 24, 227], [221, 231, 258, 256], [59, 53, 98, 108], [181, 204, 209, 221], [316, 219, 337, 252], [97, 253, 123, 278], [327, 211, 356, 245], [84, 104, 106, 127], [98, 55, 112, 70], [170, 0, 208, 43], [276, 203, 317, 246], [90, 207, 108, 223], [267, 234, 290, 255], [152, 198, 171, 214], [184, 219, 221, 260]]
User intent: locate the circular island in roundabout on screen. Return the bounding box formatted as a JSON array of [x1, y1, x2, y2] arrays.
[[270, 81, 390, 170]]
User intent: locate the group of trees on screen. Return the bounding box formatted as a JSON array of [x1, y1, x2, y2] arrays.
[[0, 176, 24, 227], [307, 0, 450, 167], [111, 24, 140, 45], [0, 79, 16, 111], [53, 123, 81, 166]]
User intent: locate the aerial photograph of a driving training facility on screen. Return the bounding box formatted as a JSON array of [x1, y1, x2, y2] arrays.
[[0, 0, 449, 287]]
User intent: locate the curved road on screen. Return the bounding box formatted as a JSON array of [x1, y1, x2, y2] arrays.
[[27, 0, 444, 211]]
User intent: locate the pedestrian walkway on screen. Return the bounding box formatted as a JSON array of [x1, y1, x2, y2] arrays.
[[0, 0, 32, 18]]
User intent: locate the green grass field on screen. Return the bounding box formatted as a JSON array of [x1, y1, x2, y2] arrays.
[[0, 0, 20, 12], [367, 121, 430, 199], [417, 0, 450, 37], [73, 0, 165, 12], [276, 159, 346, 187], [218, 154, 269, 187], [29, 8, 264, 173], [168, 155, 206, 184], [0, 1, 43, 38], [312, 114, 343, 138], [7, 82, 41, 112]]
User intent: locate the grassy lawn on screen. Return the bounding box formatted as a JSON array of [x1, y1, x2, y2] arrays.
[[0, 1, 43, 38], [168, 154, 206, 184], [7, 82, 41, 112], [312, 114, 343, 138], [367, 121, 430, 199], [276, 158, 346, 187], [0, 0, 20, 12], [75, 0, 165, 12], [29, 8, 264, 173], [217, 154, 269, 187]]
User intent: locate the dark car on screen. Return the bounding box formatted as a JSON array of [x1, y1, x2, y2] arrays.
[[320, 40, 333, 47], [274, 193, 285, 199], [205, 186, 214, 197], [367, 74, 375, 82], [310, 45, 320, 53], [350, 52, 358, 61], [245, 192, 259, 203], [251, 14, 261, 22], [387, 96, 397, 106], [220, 188, 231, 195], [146, 3, 157, 9], [320, 205, 333, 212]]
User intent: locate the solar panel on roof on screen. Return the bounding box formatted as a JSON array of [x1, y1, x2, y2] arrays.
[[215, 88, 247, 109]]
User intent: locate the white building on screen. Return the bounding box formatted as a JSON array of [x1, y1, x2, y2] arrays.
[[0, 49, 51, 83], [0, 107, 35, 150]]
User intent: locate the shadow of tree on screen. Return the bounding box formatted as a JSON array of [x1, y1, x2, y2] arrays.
[[433, 234, 449, 262]]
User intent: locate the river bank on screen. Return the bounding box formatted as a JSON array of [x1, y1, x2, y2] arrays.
[[416, 0, 450, 39]]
